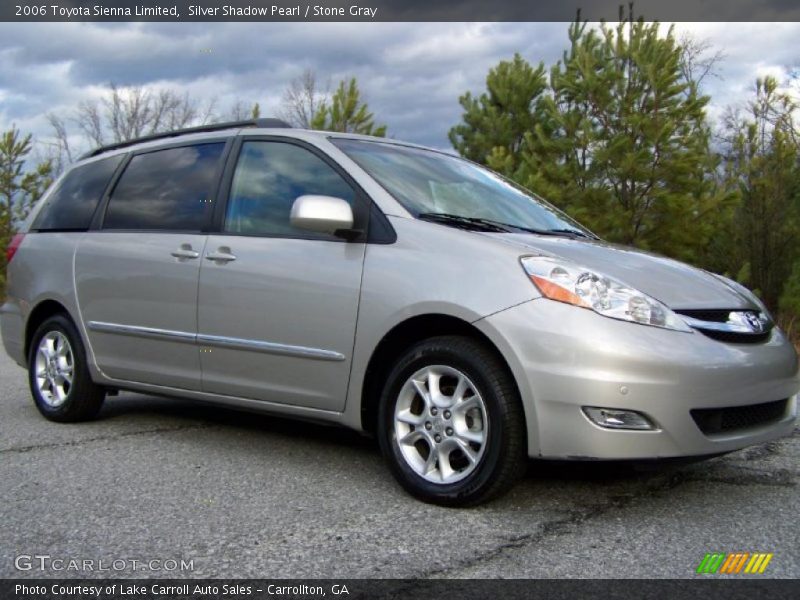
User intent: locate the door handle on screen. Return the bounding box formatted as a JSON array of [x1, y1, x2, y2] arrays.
[[171, 245, 200, 259], [205, 248, 237, 263]]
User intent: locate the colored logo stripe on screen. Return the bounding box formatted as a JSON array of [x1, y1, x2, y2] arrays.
[[720, 553, 749, 574], [696, 553, 725, 574], [745, 553, 773, 574], [697, 552, 773, 574]]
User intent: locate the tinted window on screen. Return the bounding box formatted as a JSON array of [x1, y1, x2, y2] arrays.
[[225, 141, 356, 237], [103, 143, 225, 231], [34, 155, 123, 231]]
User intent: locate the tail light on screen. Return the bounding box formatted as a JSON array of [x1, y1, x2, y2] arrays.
[[6, 233, 25, 264]]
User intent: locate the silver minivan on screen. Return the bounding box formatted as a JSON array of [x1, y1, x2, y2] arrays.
[[2, 119, 798, 505]]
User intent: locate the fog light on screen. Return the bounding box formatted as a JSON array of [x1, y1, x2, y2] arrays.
[[582, 407, 655, 430]]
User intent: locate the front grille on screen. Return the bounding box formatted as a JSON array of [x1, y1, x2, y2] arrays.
[[677, 309, 735, 323], [691, 399, 788, 435], [675, 309, 773, 344], [695, 329, 771, 344]]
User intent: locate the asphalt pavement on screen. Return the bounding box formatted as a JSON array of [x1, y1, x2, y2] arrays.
[[1, 350, 797, 579]]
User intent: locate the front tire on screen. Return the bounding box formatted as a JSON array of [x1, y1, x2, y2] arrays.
[[378, 336, 526, 506], [28, 314, 105, 422]]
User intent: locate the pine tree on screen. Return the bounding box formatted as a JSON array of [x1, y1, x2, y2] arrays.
[[719, 76, 800, 310], [311, 78, 387, 136], [515, 15, 724, 262], [515, 21, 609, 224], [0, 127, 53, 293], [448, 53, 546, 176], [779, 260, 800, 342]]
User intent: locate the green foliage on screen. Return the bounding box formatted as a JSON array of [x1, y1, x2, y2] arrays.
[[0, 126, 54, 293], [514, 18, 726, 263], [448, 15, 800, 326], [779, 260, 800, 342], [716, 76, 800, 310], [311, 78, 387, 136], [448, 53, 547, 176]]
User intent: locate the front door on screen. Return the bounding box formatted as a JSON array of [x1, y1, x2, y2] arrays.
[[197, 139, 367, 411]]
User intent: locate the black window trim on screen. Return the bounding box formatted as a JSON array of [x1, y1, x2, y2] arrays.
[[30, 153, 127, 233], [211, 135, 396, 244], [93, 136, 235, 234]]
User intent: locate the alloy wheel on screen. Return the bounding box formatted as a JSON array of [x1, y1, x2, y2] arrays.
[[34, 331, 74, 407], [393, 365, 488, 484]]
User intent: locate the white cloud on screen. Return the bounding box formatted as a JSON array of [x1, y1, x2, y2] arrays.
[[0, 21, 798, 155]]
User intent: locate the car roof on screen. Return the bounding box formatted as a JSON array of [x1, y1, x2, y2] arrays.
[[76, 118, 430, 167]]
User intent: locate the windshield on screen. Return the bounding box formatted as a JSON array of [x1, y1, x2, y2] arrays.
[[331, 138, 592, 236]]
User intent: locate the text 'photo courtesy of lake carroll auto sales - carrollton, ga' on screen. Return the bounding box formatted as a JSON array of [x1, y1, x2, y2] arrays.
[[39, 4, 380, 18]]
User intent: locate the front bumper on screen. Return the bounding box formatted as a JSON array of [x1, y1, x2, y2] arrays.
[[476, 299, 799, 460]]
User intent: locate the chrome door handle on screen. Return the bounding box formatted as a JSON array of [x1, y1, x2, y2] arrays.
[[205, 250, 237, 263], [171, 245, 200, 259]]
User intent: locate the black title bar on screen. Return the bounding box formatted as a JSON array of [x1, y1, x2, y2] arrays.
[[4, 0, 800, 22], [3, 579, 800, 600]]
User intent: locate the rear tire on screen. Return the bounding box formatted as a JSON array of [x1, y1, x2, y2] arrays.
[[28, 314, 105, 422], [378, 335, 526, 506]]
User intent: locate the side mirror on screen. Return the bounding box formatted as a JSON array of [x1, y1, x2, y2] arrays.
[[290, 195, 355, 237]]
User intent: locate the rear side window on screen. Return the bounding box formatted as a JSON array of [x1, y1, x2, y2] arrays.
[[33, 155, 123, 231], [103, 143, 225, 231]]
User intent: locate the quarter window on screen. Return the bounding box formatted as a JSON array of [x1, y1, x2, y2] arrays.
[[33, 154, 123, 231], [103, 143, 225, 231], [224, 141, 357, 238]]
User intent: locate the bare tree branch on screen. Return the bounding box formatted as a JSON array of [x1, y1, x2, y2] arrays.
[[278, 69, 330, 128], [47, 82, 221, 166], [196, 96, 219, 125], [678, 33, 726, 90], [45, 113, 73, 168], [74, 100, 104, 147], [226, 100, 249, 121]]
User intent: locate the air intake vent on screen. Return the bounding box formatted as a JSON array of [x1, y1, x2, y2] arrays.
[[691, 399, 788, 435]]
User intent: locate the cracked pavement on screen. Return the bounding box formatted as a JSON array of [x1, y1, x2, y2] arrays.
[[1, 351, 797, 579]]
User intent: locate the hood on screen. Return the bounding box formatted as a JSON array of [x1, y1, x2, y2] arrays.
[[490, 234, 755, 310]]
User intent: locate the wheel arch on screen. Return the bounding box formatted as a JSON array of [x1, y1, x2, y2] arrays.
[[359, 313, 528, 440], [24, 298, 75, 364]]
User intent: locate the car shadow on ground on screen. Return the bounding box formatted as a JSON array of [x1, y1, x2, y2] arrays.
[[97, 392, 698, 486], [525, 456, 712, 483], [98, 392, 375, 450]]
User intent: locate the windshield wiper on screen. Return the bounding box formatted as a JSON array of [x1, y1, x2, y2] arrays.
[[417, 212, 517, 233], [417, 213, 595, 239], [543, 228, 595, 239]]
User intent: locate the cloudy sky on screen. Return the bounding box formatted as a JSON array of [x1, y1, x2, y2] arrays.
[[0, 21, 798, 156]]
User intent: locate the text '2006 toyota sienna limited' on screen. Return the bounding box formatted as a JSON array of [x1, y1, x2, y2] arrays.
[[2, 118, 798, 506]]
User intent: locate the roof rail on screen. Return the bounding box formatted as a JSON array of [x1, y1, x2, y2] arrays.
[[80, 118, 292, 159]]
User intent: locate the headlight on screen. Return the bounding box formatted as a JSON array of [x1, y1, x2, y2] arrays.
[[520, 256, 692, 332]]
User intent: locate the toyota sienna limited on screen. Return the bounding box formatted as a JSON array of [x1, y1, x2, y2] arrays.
[[2, 118, 798, 506]]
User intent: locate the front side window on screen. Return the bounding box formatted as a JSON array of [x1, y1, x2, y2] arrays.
[[33, 154, 124, 231], [224, 141, 357, 238], [103, 143, 225, 231]]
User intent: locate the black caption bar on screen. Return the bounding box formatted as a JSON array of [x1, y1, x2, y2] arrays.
[[3, 579, 800, 600], [4, 0, 800, 22]]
